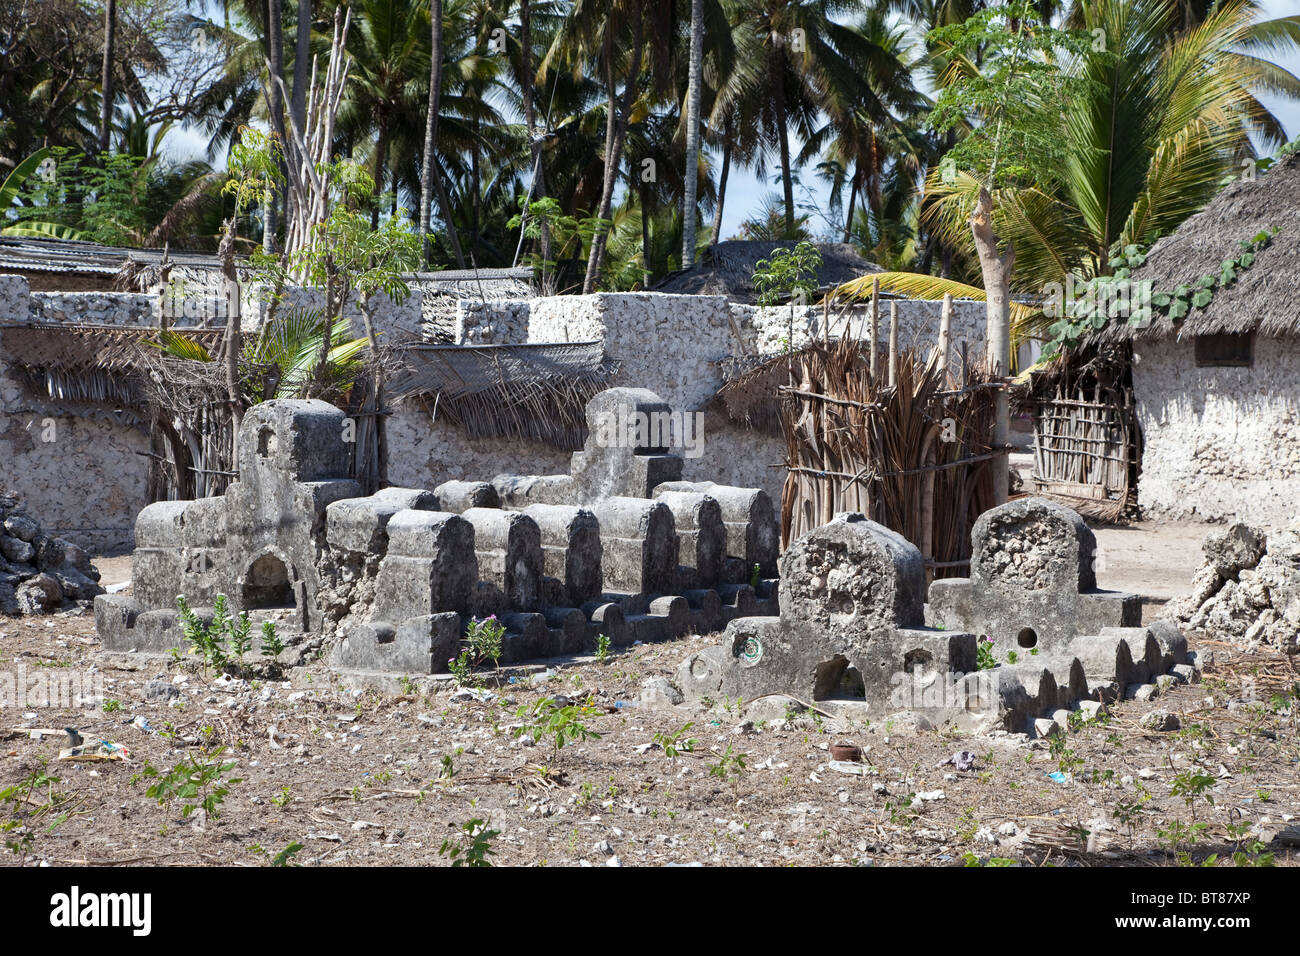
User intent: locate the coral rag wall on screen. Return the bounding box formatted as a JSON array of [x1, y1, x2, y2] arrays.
[[1, 273, 987, 549], [0, 276, 150, 550], [1132, 334, 1300, 527]]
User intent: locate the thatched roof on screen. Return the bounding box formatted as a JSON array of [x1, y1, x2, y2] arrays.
[[1102, 152, 1300, 342], [651, 241, 882, 303], [0, 237, 226, 290], [389, 341, 617, 450], [1, 322, 227, 408]]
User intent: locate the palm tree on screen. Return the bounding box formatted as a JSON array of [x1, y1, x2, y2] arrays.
[[716, 0, 879, 235], [681, 0, 705, 265], [838, 0, 1300, 340]]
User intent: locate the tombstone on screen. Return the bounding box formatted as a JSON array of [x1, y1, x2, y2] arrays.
[[654, 480, 779, 577], [569, 388, 684, 499], [224, 400, 362, 633], [461, 507, 543, 611], [653, 490, 726, 589], [587, 496, 678, 594], [523, 503, 603, 605], [433, 479, 500, 513], [926, 497, 1141, 652], [677, 513, 976, 713]]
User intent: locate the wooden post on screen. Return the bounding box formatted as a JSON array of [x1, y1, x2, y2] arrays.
[[938, 293, 952, 378], [888, 300, 899, 387], [868, 278, 879, 380]]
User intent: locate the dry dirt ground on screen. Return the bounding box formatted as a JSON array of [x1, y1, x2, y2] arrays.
[[1, 601, 1297, 868]]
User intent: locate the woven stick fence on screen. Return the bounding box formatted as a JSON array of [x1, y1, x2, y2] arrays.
[[1031, 383, 1136, 521], [779, 333, 998, 579]]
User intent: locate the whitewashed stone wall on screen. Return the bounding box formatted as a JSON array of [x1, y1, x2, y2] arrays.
[[1132, 335, 1300, 527], [30, 291, 157, 326], [728, 299, 988, 364], [0, 277, 149, 550]]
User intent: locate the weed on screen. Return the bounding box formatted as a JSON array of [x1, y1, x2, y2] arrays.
[[708, 745, 747, 780], [595, 633, 612, 664], [142, 747, 243, 822], [515, 696, 602, 752], [653, 722, 698, 758], [439, 818, 499, 866]]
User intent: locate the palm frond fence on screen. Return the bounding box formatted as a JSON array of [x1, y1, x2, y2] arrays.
[[778, 299, 1000, 580]]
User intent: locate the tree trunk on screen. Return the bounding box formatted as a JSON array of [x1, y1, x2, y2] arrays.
[[842, 173, 857, 243], [292, 0, 311, 129], [711, 119, 731, 244], [370, 110, 388, 231], [680, 0, 704, 266], [970, 187, 1013, 505], [266, 0, 287, 252], [583, 9, 643, 294], [519, 0, 554, 292], [419, 0, 466, 267], [99, 0, 117, 153], [218, 220, 244, 437], [773, 65, 794, 235]]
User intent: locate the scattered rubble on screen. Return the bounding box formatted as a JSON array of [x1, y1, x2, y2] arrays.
[[0, 492, 103, 615], [1167, 521, 1300, 649]]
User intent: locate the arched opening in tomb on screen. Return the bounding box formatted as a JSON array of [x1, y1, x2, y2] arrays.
[[1017, 627, 1039, 649], [813, 655, 865, 700], [243, 553, 295, 609]]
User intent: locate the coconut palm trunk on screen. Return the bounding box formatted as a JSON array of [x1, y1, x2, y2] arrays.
[[681, 0, 704, 266], [99, 0, 117, 153], [266, 0, 288, 251], [582, 9, 643, 294], [419, 0, 466, 267]]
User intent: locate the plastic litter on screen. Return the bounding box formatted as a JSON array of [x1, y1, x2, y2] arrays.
[[939, 750, 978, 771], [1046, 771, 1068, 783], [58, 728, 130, 762]]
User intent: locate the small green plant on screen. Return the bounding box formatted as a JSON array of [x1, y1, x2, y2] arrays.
[[749, 564, 761, 588], [142, 747, 243, 822], [270, 841, 304, 866], [439, 818, 499, 866], [594, 633, 612, 664], [260, 620, 285, 659], [976, 636, 997, 671], [102, 698, 121, 713], [708, 744, 747, 780], [465, 615, 505, 668], [1, 768, 65, 862], [653, 722, 698, 758], [515, 696, 602, 753], [1047, 731, 1083, 776], [438, 754, 457, 781], [271, 785, 293, 808]]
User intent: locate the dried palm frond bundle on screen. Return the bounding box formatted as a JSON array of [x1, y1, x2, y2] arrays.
[[779, 335, 998, 579]]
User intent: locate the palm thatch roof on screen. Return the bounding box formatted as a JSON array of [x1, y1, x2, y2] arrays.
[[1101, 152, 1300, 342], [388, 341, 617, 450], [652, 241, 882, 303], [1, 322, 228, 408]]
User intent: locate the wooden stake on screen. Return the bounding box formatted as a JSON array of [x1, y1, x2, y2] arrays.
[[888, 300, 899, 387], [938, 293, 952, 379], [869, 277, 879, 380]]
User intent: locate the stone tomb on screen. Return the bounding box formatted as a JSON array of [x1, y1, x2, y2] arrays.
[[95, 390, 782, 673], [926, 497, 1141, 651], [678, 502, 1189, 734]]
